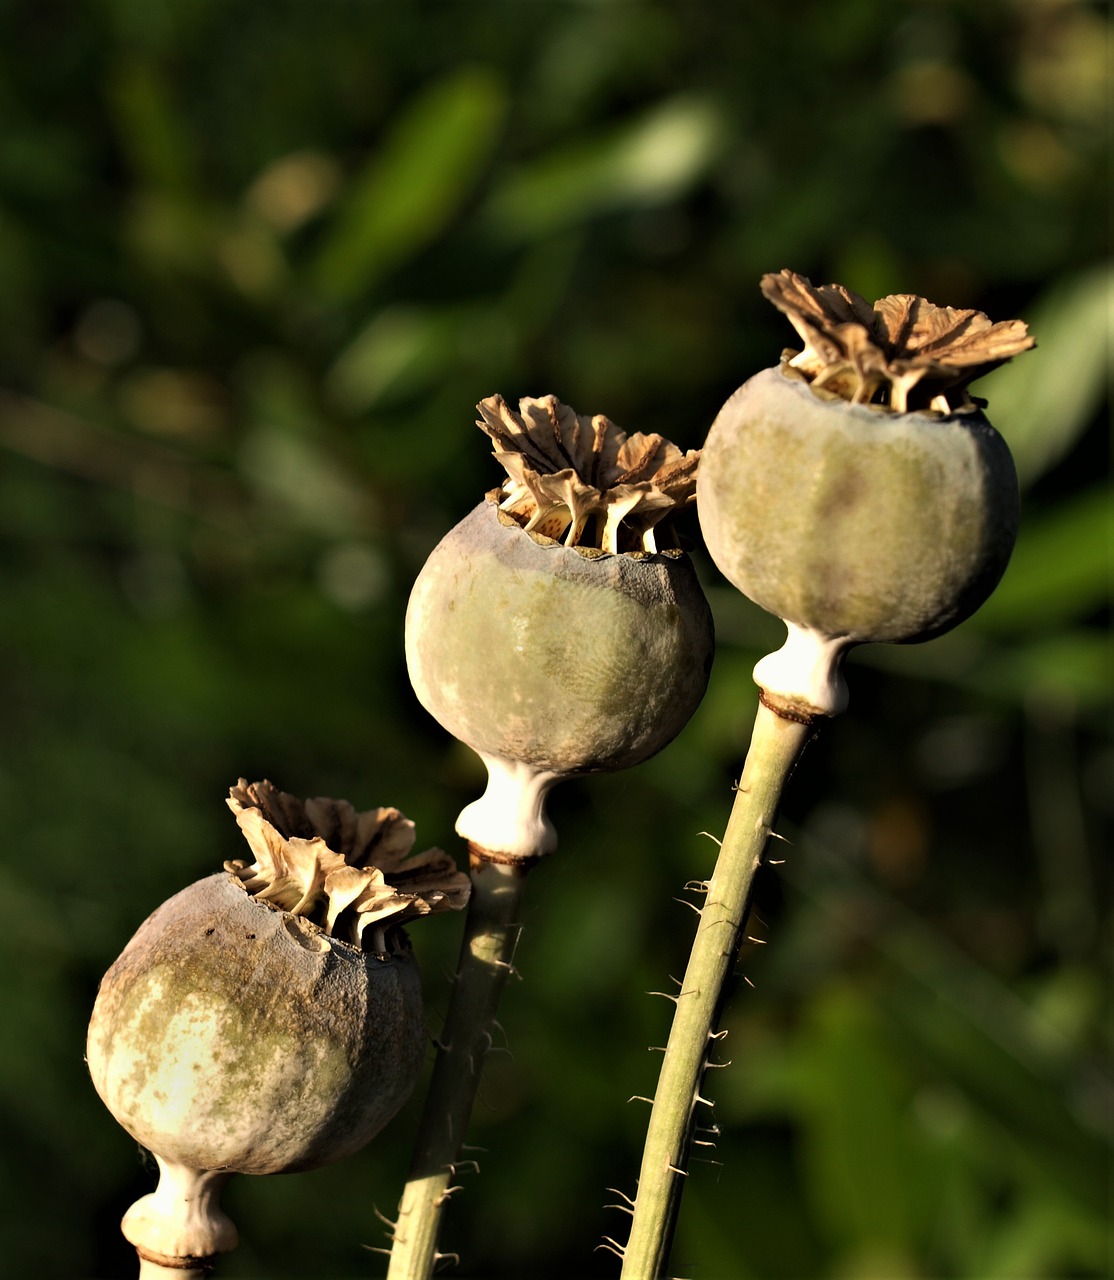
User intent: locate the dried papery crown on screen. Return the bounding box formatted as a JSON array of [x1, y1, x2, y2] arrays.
[[477, 393, 700, 554], [763, 268, 1035, 413], [225, 779, 470, 952]]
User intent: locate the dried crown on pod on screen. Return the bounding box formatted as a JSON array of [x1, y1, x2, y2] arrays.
[[697, 270, 1034, 719]]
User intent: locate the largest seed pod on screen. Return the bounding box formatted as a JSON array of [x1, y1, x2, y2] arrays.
[[696, 271, 1032, 718], [699, 364, 1019, 647]]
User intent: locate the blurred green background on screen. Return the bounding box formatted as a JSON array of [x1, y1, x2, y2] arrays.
[[0, 1, 1109, 1277]]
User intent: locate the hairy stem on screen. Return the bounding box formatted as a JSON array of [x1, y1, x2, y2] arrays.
[[620, 700, 811, 1278], [387, 857, 531, 1280]]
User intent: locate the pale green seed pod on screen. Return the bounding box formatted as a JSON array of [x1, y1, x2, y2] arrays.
[[406, 498, 715, 857], [699, 365, 1019, 645], [696, 272, 1031, 718], [405, 394, 714, 860], [407, 498, 714, 775]]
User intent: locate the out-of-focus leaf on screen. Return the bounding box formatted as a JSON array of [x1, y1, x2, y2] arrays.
[[107, 59, 199, 195], [243, 150, 341, 233], [855, 623, 1111, 710], [482, 95, 723, 240], [792, 985, 920, 1254], [977, 265, 1112, 487], [325, 305, 461, 414], [312, 68, 506, 301], [237, 429, 373, 537], [878, 933, 1112, 1221], [972, 486, 1112, 632], [977, 630, 1112, 709], [971, 1187, 1110, 1280]]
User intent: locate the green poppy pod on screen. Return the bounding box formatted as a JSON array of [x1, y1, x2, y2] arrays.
[[87, 872, 426, 1179], [696, 272, 1031, 718], [405, 394, 714, 859], [698, 365, 1019, 646], [406, 499, 714, 854]]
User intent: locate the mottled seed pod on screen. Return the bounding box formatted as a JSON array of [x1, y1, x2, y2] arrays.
[[405, 396, 714, 859], [88, 782, 469, 1274], [87, 872, 426, 1179], [697, 272, 1032, 718]]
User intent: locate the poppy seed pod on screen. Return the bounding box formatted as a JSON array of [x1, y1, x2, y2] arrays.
[[88, 781, 469, 1273], [405, 395, 714, 859], [88, 873, 424, 1178], [697, 271, 1032, 718]]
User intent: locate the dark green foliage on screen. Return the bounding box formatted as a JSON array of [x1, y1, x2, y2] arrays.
[[0, 1, 1108, 1276]]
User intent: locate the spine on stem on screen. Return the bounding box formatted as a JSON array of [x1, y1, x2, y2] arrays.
[[620, 700, 811, 1278], [387, 853, 531, 1280]]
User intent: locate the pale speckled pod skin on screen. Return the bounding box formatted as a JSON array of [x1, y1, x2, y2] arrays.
[[697, 366, 1019, 644], [87, 874, 425, 1176], [405, 499, 715, 776]]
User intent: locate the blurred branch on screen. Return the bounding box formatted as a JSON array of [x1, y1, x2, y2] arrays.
[[789, 824, 1114, 1159], [0, 389, 249, 534], [1025, 695, 1097, 957]]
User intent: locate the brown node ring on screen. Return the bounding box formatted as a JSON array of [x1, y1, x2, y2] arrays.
[[757, 688, 820, 726], [134, 1244, 216, 1272], [467, 842, 546, 871]]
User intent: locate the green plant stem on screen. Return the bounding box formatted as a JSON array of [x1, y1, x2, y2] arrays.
[[387, 856, 531, 1280], [620, 700, 811, 1279]]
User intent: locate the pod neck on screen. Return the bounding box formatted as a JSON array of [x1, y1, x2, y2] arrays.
[[752, 622, 851, 720], [122, 1157, 237, 1277], [455, 753, 560, 862]]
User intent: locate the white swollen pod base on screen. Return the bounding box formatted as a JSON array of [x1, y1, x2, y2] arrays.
[[752, 622, 851, 720], [456, 753, 560, 862], [123, 1158, 236, 1277]]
